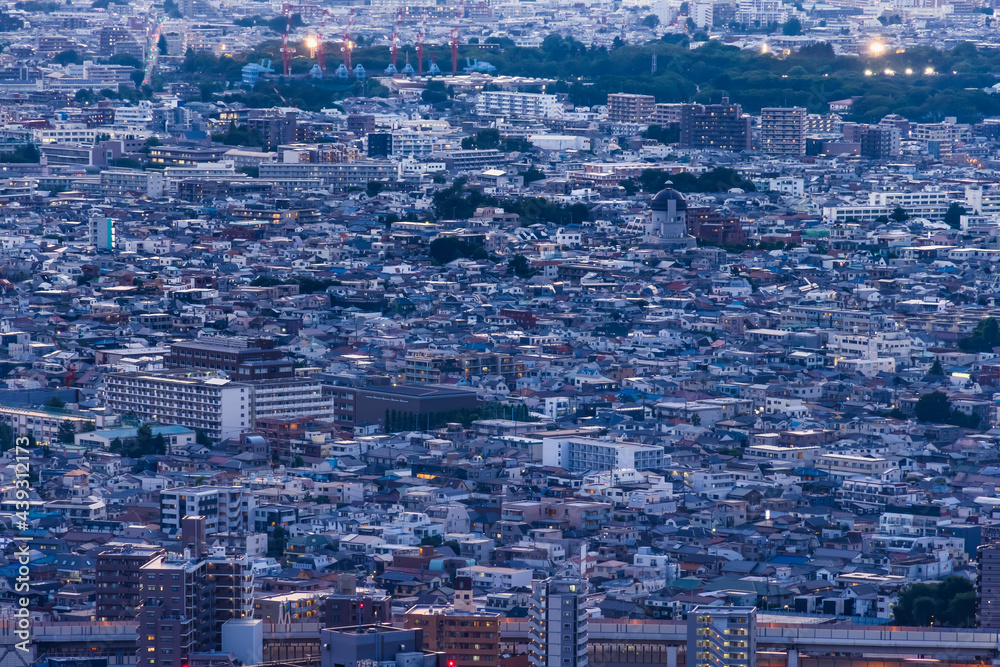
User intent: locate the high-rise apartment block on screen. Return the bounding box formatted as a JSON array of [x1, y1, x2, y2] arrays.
[[159, 486, 255, 535], [104, 371, 252, 441], [403, 604, 501, 667], [680, 98, 751, 151], [528, 577, 589, 667], [759, 107, 806, 156], [97, 539, 252, 667], [476, 91, 562, 119], [607, 93, 656, 124], [687, 606, 757, 667], [979, 544, 1000, 628]]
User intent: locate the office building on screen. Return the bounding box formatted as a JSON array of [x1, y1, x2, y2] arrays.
[[104, 371, 252, 441], [541, 436, 664, 472], [354, 384, 479, 430], [759, 107, 806, 156], [477, 91, 562, 119], [687, 606, 757, 667], [980, 544, 1000, 628], [680, 98, 751, 151], [528, 577, 589, 667], [159, 485, 255, 535], [607, 93, 655, 124]]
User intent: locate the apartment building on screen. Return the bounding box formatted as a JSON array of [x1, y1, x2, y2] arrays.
[[404, 604, 502, 667], [0, 404, 98, 442], [258, 160, 397, 190], [759, 107, 806, 156], [477, 91, 562, 119], [159, 485, 255, 535], [680, 98, 751, 151], [979, 543, 1000, 629], [541, 436, 664, 472], [528, 577, 589, 667], [687, 606, 757, 667], [607, 93, 655, 123], [167, 337, 294, 380], [404, 349, 524, 384], [96, 545, 166, 621], [816, 453, 895, 480], [456, 565, 533, 591], [104, 371, 252, 441]]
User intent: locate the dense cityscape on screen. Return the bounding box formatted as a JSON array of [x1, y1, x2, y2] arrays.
[[10, 2, 1000, 667]]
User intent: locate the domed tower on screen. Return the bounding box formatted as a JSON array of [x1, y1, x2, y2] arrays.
[[646, 187, 695, 247]]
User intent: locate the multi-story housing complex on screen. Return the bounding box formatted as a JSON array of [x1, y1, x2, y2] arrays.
[[258, 160, 397, 190], [607, 93, 655, 124], [687, 606, 757, 667], [780, 306, 895, 332], [759, 107, 806, 156], [499, 499, 612, 533], [836, 478, 917, 511], [980, 543, 1000, 629], [680, 98, 751, 151], [136, 550, 252, 667], [404, 349, 524, 384], [477, 91, 562, 119], [167, 337, 294, 381], [541, 436, 664, 472], [404, 603, 501, 667], [528, 577, 589, 667], [159, 485, 255, 535], [104, 371, 253, 441], [96, 544, 166, 621], [816, 453, 896, 481]]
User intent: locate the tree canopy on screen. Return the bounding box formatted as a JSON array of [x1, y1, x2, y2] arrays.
[[893, 576, 976, 627]]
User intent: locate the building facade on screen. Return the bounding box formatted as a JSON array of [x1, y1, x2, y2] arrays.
[[528, 577, 589, 667]]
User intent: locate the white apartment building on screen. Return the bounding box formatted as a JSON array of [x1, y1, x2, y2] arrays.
[[252, 378, 333, 421], [835, 357, 896, 377], [104, 371, 252, 441], [759, 107, 806, 156], [828, 332, 912, 361], [542, 437, 664, 472], [817, 453, 895, 480], [476, 91, 562, 119], [159, 485, 255, 535], [458, 565, 533, 591], [259, 161, 397, 190], [391, 129, 458, 157]]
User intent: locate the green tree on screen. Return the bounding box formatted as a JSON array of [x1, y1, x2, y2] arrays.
[[944, 202, 966, 229], [422, 80, 448, 103], [928, 359, 945, 376], [890, 206, 909, 222], [292, 455, 305, 467], [914, 391, 951, 423], [196, 429, 212, 446], [958, 317, 1000, 352], [0, 423, 12, 451], [46, 396, 66, 409], [158, 34, 168, 55], [136, 424, 153, 451], [366, 181, 385, 198], [429, 237, 488, 264], [782, 17, 802, 35], [508, 254, 535, 278], [57, 420, 76, 444], [152, 433, 166, 455], [642, 14, 661, 28], [894, 577, 975, 627]]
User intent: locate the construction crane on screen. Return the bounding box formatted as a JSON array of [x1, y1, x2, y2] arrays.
[[340, 8, 355, 71], [280, 10, 293, 76], [389, 7, 402, 71], [415, 12, 427, 75]]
